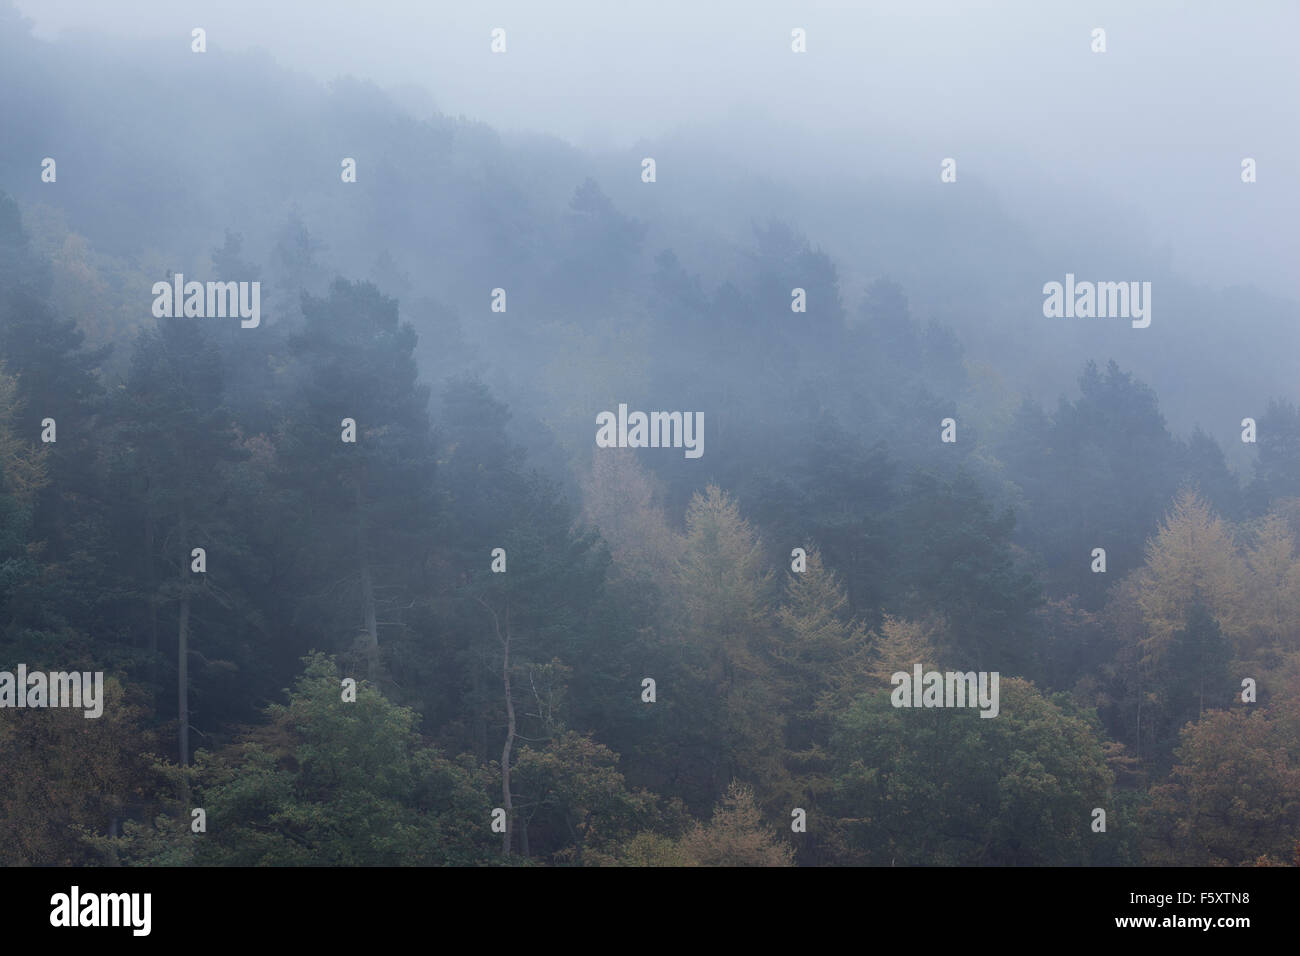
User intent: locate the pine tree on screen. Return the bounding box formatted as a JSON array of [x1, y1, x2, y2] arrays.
[[679, 780, 795, 867], [278, 279, 436, 681], [110, 316, 246, 764]]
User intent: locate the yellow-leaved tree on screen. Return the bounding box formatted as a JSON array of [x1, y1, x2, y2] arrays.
[[0, 363, 48, 507], [679, 780, 796, 867], [673, 485, 789, 813], [1239, 512, 1300, 658], [1134, 489, 1248, 663], [773, 546, 873, 719], [579, 448, 680, 585]]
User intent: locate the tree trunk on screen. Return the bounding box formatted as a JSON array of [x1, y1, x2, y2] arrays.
[[1135, 673, 1142, 763], [359, 557, 379, 678], [501, 614, 515, 858], [472, 658, 487, 762], [145, 483, 159, 701], [567, 816, 584, 867], [356, 465, 379, 680], [178, 586, 191, 766]]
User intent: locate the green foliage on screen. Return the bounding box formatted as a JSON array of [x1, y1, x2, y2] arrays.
[[827, 678, 1118, 865], [0, 32, 1296, 869], [92, 654, 496, 866], [1142, 707, 1300, 865], [513, 730, 657, 865]]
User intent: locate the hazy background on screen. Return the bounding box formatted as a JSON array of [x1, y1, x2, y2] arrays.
[[4, 0, 1300, 869], [16, 0, 1299, 297], [3, 0, 1298, 467]]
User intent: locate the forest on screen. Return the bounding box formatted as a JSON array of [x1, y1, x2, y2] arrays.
[[1, 2, 1298, 867]]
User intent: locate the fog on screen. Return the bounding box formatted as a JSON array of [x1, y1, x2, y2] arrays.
[[7, 0, 1298, 459], [17, 0, 1299, 299], [3, 0, 1300, 871]]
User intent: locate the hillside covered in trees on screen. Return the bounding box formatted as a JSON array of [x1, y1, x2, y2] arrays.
[[1, 3, 1298, 867]]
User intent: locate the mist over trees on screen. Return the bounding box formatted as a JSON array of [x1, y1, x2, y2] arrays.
[[1, 3, 1298, 866]]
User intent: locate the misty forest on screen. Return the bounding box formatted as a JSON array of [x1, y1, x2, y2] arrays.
[[1, 2, 1299, 867]]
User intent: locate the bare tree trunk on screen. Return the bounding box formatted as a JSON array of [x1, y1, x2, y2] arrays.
[[145, 480, 159, 701], [177, 502, 194, 821], [356, 465, 379, 680], [501, 612, 514, 858], [359, 557, 379, 678], [472, 657, 487, 762], [567, 816, 584, 867], [178, 578, 191, 767], [475, 597, 516, 858], [1135, 672, 1142, 763]]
